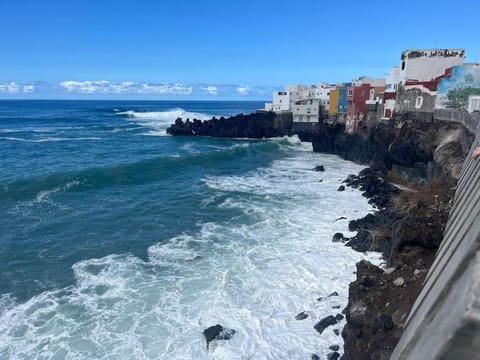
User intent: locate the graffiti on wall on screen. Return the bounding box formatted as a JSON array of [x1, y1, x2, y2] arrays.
[[436, 65, 480, 109]]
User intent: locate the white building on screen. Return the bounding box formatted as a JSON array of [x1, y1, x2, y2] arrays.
[[272, 91, 290, 112], [385, 66, 400, 94], [468, 95, 480, 113], [399, 49, 465, 85], [312, 83, 336, 109], [383, 67, 400, 119], [292, 99, 322, 123]]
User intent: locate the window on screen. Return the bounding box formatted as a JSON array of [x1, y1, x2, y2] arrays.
[[307, 108, 311, 114], [348, 89, 353, 97], [415, 96, 424, 109], [307, 115, 311, 122], [401, 61, 405, 70]]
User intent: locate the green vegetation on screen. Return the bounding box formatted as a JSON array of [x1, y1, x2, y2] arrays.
[[445, 86, 480, 109]]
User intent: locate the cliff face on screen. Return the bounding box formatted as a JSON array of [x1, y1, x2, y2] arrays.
[[313, 119, 474, 359], [166, 112, 293, 138], [312, 119, 472, 182]]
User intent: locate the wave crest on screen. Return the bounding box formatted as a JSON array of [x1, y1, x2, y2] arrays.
[[116, 108, 215, 136]]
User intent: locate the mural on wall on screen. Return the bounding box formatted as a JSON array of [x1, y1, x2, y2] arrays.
[[436, 65, 480, 109]]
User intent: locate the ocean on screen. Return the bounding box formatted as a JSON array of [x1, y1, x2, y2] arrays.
[[0, 100, 379, 359]]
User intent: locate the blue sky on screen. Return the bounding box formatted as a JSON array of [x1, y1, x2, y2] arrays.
[[0, 0, 478, 100]]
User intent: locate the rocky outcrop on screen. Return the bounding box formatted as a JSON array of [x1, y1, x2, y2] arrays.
[[166, 112, 293, 138]]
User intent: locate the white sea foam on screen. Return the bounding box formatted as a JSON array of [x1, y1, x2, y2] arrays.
[[116, 108, 216, 136], [0, 137, 102, 142], [0, 146, 381, 359]]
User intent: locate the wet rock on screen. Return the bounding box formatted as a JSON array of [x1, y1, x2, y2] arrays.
[[295, 311, 308, 320], [335, 314, 344, 321], [311, 354, 320, 360], [327, 351, 340, 360], [328, 291, 339, 297], [332, 305, 341, 309], [313, 316, 337, 334], [393, 277, 405, 287], [376, 314, 394, 331], [333, 329, 340, 336], [313, 165, 325, 172], [337, 185, 345, 192], [329, 345, 340, 352], [203, 324, 235, 349], [332, 233, 345, 243]]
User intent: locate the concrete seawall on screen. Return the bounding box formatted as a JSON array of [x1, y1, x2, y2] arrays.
[[392, 110, 480, 359]]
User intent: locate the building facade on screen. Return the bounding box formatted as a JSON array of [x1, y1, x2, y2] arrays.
[[399, 49, 464, 84]]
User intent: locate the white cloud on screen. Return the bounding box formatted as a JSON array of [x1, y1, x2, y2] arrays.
[[201, 85, 218, 95], [0, 82, 35, 94], [23, 84, 35, 93], [59, 80, 193, 95], [237, 85, 250, 95]]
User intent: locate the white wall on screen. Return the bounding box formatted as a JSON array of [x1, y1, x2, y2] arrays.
[[292, 99, 321, 123], [385, 66, 400, 93], [399, 49, 464, 84], [272, 91, 290, 112]]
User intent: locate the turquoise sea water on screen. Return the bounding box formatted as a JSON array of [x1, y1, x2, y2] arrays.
[[0, 101, 378, 359]]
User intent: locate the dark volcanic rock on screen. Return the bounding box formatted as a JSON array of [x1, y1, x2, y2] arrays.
[[329, 345, 340, 351], [328, 291, 339, 297], [295, 311, 308, 320], [167, 112, 293, 138], [311, 354, 320, 360], [332, 233, 345, 243], [203, 324, 235, 349], [327, 352, 340, 360], [314, 316, 338, 334], [313, 165, 325, 172], [335, 314, 345, 321], [376, 314, 394, 332], [337, 185, 345, 192]]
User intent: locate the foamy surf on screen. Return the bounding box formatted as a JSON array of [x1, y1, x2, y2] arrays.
[[0, 144, 381, 359]]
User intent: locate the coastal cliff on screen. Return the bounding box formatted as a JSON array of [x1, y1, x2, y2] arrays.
[[311, 118, 473, 359]]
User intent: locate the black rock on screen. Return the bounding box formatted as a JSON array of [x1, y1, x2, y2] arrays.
[[328, 291, 339, 297], [203, 324, 236, 349], [311, 354, 320, 360], [332, 305, 341, 309], [313, 315, 338, 334], [295, 311, 308, 320], [375, 314, 394, 331], [329, 345, 340, 352], [333, 329, 340, 336], [337, 185, 345, 192], [327, 351, 340, 360], [332, 233, 345, 243], [313, 165, 325, 172], [335, 314, 344, 321]]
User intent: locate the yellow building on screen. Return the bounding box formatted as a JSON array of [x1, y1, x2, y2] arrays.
[[329, 87, 339, 115]]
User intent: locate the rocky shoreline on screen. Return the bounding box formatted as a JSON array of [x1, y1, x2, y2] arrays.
[[167, 112, 474, 358], [312, 118, 473, 359]]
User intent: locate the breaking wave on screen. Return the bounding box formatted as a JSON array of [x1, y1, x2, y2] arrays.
[[116, 108, 216, 136]]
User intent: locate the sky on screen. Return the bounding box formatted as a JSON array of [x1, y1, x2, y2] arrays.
[[0, 0, 479, 100]]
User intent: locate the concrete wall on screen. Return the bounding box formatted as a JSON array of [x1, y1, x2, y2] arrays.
[[395, 85, 437, 113], [436, 65, 480, 109], [391, 109, 480, 359]]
